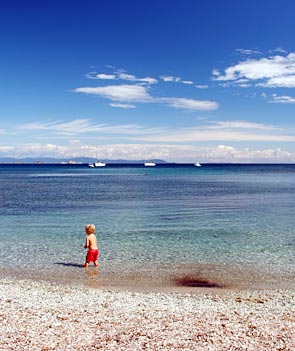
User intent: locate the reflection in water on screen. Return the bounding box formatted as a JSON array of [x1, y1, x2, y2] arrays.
[[84, 267, 101, 287], [54, 262, 102, 287], [54, 262, 84, 268]]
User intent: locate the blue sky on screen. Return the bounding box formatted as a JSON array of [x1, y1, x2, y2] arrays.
[[1, 0, 295, 162]]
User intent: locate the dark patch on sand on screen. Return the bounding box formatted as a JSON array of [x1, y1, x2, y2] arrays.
[[174, 275, 224, 288]]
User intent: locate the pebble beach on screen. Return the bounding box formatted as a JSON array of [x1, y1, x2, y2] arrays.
[[0, 277, 294, 351]]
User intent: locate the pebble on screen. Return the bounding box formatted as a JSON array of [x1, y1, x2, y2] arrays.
[[0, 277, 294, 351]]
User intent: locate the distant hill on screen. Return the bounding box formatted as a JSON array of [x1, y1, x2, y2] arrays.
[[0, 157, 168, 164]]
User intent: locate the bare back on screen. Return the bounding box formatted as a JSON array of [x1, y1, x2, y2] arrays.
[[86, 233, 98, 250]]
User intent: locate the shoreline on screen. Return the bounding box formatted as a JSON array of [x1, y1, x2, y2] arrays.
[[1, 261, 294, 295], [1, 277, 294, 350]]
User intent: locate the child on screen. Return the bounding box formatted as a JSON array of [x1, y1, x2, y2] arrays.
[[84, 224, 99, 268]]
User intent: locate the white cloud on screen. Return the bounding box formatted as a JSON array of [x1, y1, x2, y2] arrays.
[[208, 145, 293, 162], [0, 146, 14, 152], [75, 84, 152, 102], [269, 94, 295, 104], [134, 129, 294, 143], [212, 52, 295, 88], [117, 72, 158, 84], [259, 75, 295, 87], [210, 120, 278, 130], [79, 68, 217, 111], [195, 84, 209, 89], [86, 69, 158, 84], [261, 93, 295, 104], [75, 83, 219, 111], [109, 103, 136, 109], [1, 142, 295, 163], [160, 75, 178, 82], [86, 73, 117, 80], [159, 97, 218, 111], [141, 77, 158, 84], [160, 75, 194, 85], [181, 80, 194, 85], [128, 120, 293, 143]]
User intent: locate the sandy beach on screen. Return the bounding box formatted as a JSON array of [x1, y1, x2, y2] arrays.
[[0, 277, 294, 351]]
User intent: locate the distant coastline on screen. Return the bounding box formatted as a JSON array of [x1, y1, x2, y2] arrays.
[[0, 157, 168, 164], [0, 158, 294, 165]]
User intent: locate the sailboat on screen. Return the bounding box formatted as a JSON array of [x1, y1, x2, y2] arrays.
[[93, 147, 106, 167], [144, 160, 156, 167], [88, 161, 105, 167], [94, 161, 106, 167], [194, 162, 202, 167]]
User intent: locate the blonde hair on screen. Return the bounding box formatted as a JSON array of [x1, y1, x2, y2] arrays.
[[85, 224, 96, 234]]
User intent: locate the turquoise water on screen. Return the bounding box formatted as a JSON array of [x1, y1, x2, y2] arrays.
[[0, 164, 294, 289]]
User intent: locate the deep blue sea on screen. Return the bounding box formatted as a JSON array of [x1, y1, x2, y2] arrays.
[[0, 163, 294, 290]]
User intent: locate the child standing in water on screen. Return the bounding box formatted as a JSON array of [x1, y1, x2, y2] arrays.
[[84, 224, 99, 268]]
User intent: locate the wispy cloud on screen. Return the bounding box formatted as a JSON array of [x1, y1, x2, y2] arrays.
[[86, 69, 158, 84], [269, 94, 295, 104], [160, 75, 194, 85], [75, 84, 218, 111], [17, 118, 293, 144], [159, 97, 218, 111], [117, 71, 158, 84], [79, 67, 216, 110], [235, 49, 262, 55], [209, 120, 278, 130], [18, 119, 166, 136], [273, 47, 288, 54], [212, 52, 295, 88], [128, 120, 293, 143], [261, 92, 295, 104], [19, 119, 106, 135]]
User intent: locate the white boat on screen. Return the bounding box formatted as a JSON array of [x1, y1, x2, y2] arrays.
[[94, 161, 106, 167], [194, 162, 202, 167], [144, 161, 156, 167], [88, 163, 95, 168]]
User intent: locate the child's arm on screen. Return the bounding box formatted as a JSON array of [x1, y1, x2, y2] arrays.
[[84, 236, 89, 249]]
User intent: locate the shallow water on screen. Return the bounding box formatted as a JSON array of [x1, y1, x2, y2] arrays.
[[0, 163, 294, 290]]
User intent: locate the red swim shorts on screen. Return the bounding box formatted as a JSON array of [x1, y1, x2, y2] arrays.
[[86, 249, 99, 262]]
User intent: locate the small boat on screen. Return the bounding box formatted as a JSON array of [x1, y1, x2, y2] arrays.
[[88, 163, 95, 168], [94, 161, 106, 167], [144, 161, 156, 167], [194, 162, 202, 167]]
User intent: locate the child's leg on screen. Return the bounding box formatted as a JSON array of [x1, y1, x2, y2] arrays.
[[84, 261, 89, 268], [94, 260, 98, 267]]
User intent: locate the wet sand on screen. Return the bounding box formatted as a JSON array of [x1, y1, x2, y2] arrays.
[[2, 260, 294, 294]]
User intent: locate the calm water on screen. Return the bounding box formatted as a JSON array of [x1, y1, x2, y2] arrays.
[[0, 163, 294, 290]]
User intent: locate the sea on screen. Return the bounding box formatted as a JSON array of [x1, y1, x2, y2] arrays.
[[0, 163, 294, 291]]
